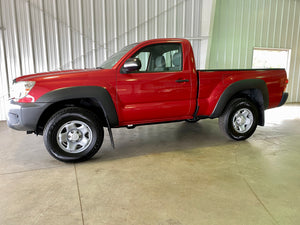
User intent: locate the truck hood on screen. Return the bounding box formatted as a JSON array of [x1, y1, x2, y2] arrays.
[[15, 68, 116, 103], [15, 69, 97, 82]]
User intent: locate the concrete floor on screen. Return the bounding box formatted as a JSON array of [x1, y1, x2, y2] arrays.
[[0, 104, 300, 225]]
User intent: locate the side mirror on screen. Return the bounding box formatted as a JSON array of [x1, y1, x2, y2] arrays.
[[122, 58, 141, 73]]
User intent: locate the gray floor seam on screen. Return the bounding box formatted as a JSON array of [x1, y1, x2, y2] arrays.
[[243, 178, 280, 225], [234, 146, 280, 225], [74, 164, 85, 225], [0, 165, 67, 176]]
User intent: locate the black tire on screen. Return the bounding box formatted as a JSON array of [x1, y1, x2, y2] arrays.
[[219, 98, 258, 141], [43, 107, 104, 162]]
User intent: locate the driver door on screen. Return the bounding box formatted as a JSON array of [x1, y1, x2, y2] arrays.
[[116, 43, 193, 125]]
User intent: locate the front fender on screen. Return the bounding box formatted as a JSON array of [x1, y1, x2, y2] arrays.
[[36, 86, 119, 126]]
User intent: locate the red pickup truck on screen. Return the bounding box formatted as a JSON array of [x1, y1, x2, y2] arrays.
[[7, 38, 288, 162]]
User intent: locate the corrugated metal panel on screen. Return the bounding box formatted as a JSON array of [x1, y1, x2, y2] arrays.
[[0, 0, 207, 120], [208, 0, 300, 103], [0, 0, 8, 120]]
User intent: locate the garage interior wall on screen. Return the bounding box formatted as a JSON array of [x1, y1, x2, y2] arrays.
[[0, 0, 215, 121], [208, 0, 300, 103]]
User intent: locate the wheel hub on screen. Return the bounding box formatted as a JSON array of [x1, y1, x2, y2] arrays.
[[56, 120, 93, 153], [232, 108, 253, 133], [236, 115, 246, 125], [67, 130, 82, 142]]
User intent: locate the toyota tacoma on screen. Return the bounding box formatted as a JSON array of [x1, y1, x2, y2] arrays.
[[7, 38, 289, 162]]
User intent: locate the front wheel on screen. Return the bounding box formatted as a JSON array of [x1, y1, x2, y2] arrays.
[[43, 107, 104, 162], [219, 98, 259, 140]]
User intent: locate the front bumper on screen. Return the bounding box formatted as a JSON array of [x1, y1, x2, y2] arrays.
[[7, 100, 50, 131]]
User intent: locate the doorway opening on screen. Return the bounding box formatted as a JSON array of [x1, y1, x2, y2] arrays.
[[252, 48, 291, 78]]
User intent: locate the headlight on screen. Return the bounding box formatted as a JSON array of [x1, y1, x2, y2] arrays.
[[10, 81, 35, 100]]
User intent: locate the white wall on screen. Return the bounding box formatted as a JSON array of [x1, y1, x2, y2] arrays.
[[0, 0, 215, 121]]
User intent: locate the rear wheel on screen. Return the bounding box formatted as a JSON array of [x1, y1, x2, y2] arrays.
[[219, 98, 258, 140], [43, 107, 104, 162]]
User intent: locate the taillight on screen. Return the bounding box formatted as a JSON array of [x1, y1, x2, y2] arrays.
[[284, 78, 288, 91]]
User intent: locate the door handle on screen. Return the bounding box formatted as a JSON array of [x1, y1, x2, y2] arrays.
[[176, 79, 189, 83]]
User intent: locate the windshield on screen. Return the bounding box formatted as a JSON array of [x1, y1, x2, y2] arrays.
[[100, 43, 138, 69]]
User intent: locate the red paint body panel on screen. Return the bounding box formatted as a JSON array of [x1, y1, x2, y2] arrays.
[[16, 38, 288, 127], [114, 39, 198, 126], [17, 69, 118, 104], [197, 69, 287, 116]]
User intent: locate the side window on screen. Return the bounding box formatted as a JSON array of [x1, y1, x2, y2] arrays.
[[132, 43, 182, 73], [163, 49, 182, 71], [135, 51, 150, 72]]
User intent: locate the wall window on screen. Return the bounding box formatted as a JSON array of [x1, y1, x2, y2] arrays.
[[252, 48, 291, 78]]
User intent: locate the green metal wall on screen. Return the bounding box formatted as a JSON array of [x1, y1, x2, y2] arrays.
[[208, 0, 300, 102]]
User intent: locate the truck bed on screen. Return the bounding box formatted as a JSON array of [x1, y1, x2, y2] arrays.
[[196, 69, 287, 116]]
